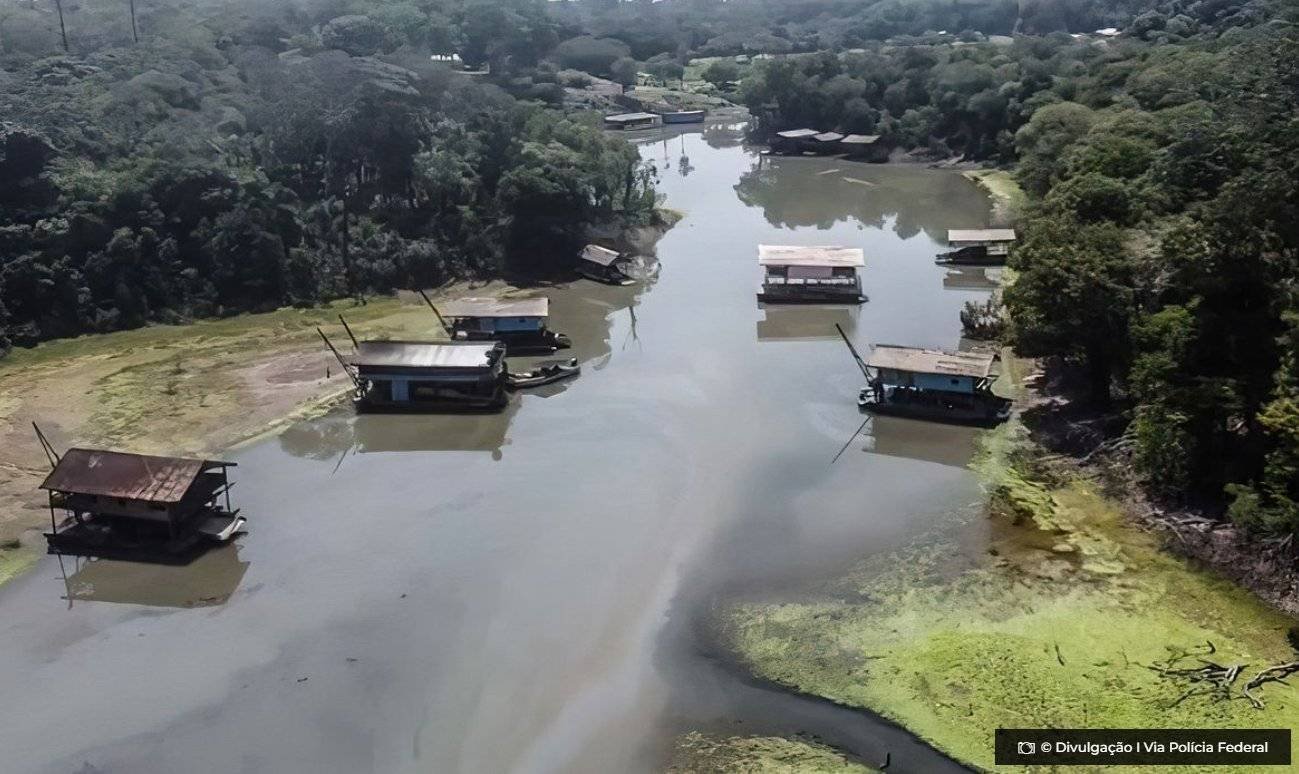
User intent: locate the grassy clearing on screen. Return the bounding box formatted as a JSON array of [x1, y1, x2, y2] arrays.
[[667, 732, 876, 773], [724, 423, 1299, 772], [962, 169, 1027, 226]]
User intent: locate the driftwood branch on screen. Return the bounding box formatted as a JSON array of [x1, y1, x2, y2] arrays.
[[1242, 661, 1299, 709]]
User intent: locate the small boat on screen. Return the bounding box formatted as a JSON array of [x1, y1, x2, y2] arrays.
[[657, 109, 706, 124], [507, 358, 580, 390]]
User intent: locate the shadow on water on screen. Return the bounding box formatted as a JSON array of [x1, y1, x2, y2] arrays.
[[56, 546, 250, 609], [942, 266, 999, 292], [755, 304, 860, 342], [735, 156, 991, 242]]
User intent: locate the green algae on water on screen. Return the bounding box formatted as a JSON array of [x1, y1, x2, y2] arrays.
[[724, 424, 1299, 773]]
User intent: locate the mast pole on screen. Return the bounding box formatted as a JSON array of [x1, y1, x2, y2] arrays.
[[317, 327, 359, 387], [338, 314, 360, 351], [417, 289, 450, 334], [835, 324, 871, 379]]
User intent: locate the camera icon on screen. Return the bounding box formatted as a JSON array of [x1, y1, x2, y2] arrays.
[[1017, 741, 1037, 755]]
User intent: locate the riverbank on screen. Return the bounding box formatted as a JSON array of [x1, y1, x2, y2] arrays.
[[668, 732, 876, 773], [961, 169, 1026, 227], [0, 291, 443, 549], [701, 166, 1299, 771], [720, 413, 1299, 772], [0, 206, 680, 583]]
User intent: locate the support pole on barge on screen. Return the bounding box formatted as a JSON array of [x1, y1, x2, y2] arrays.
[[338, 315, 360, 351], [417, 289, 450, 336], [835, 323, 871, 378], [318, 327, 359, 388]]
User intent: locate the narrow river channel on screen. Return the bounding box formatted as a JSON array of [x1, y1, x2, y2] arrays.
[[0, 121, 996, 774]]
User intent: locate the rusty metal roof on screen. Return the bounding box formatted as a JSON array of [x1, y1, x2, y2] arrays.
[[40, 448, 233, 504]]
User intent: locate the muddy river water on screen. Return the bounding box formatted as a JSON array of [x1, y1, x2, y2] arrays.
[[0, 123, 998, 774]]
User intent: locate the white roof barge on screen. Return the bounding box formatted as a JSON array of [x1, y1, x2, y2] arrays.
[[437, 297, 572, 354], [347, 341, 509, 412], [947, 228, 1017, 246], [349, 340, 502, 371], [439, 297, 549, 319], [758, 245, 866, 304], [859, 345, 1010, 424], [938, 228, 1018, 264]]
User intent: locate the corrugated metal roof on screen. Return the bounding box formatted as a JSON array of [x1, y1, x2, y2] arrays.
[[580, 244, 622, 267], [948, 228, 1017, 244], [867, 345, 997, 378], [439, 297, 549, 318], [350, 341, 499, 369], [814, 132, 845, 142], [758, 245, 865, 268], [40, 448, 231, 504], [776, 128, 819, 139], [841, 134, 881, 144]]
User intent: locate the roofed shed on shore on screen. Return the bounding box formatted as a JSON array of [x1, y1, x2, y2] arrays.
[[840, 134, 888, 160], [577, 244, 634, 285], [579, 244, 622, 267], [772, 128, 820, 153], [604, 112, 661, 130]]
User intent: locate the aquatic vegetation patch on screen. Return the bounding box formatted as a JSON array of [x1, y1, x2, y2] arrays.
[[0, 544, 38, 587], [668, 731, 875, 773], [724, 427, 1299, 772], [962, 169, 1027, 225]]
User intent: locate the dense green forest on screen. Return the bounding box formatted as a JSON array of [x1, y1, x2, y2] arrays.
[[731, 0, 1299, 533], [0, 0, 657, 354], [4, 0, 1297, 533], [0, 0, 1245, 356]]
